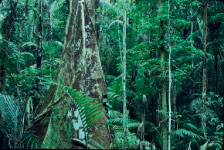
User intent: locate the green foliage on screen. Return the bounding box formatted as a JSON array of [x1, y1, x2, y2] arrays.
[[40, 80, 107, 148], [173, 128, 203, 140], [44, 81, 107, 132], [111, 131, 139, 149], [0, 94, 39, 149], [0, 94, 19, 129], [108, 118, 140, 130], [99, 0, 123, 17], [0, 0, 223, 149], [21, 42, 37, 49]]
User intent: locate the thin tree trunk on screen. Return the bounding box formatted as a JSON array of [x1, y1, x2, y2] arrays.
[[148, 1, 151, 42], [139, 95, 147, 150], [168, 0, 172, 149], [190, 2, 194, 68], [31, 2, 38, 67], [98, 0, 105, 52], [47, 2, 54, 80], [172, 84, 177, 130], [37, 0, 43, 69], [35, 0, 43, 104], [202, 0, 208, 138], [32, 2, 38, 44], [214, 50, 218, 95], [122, 0, 127, 132], [159, 0, 168, 149], [118, 21, 122, 63], [18, 0, 29, 53]]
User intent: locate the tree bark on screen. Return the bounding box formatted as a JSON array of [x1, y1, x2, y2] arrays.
[[47, 1, 54, 80], [122, 0, 127, 132], [201, 0, 208, 138], [159, 0, 168, 149], [172, 84, 177, 130], [37, 0, 43, 70], [18, 0, 29, 53], [190, 1, 194, 68], [34, 0, 110, 148], [168, 0, 172, 149]]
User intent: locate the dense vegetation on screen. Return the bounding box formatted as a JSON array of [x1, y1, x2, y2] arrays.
[[0, 0, 223, 149]]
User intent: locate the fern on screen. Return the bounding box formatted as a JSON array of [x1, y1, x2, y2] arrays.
[[43, 81, 107, 148], [108, 92, 123, 103], [183, 123, 199, 133], [173, 128, 204, 140], [108, 118, 140, 130], [58, 85, 106, 131]]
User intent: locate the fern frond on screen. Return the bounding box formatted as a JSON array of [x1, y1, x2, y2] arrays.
[[183, 123, 199, 132], [108, 118, 140, 129], [173, 129, 204, 140], [41, 80, 107, 148], [108, 92, 123, 103], [43, 81, 106, 133]]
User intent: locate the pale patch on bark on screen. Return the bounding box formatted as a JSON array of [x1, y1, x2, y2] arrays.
[[67, 109, 72, 118], [71, 109, 85, 140]]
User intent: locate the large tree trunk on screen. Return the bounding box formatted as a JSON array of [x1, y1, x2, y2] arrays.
[[35, 0, 110, 148]]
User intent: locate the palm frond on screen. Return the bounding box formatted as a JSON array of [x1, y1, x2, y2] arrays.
[[21, 42, 37, 49], [107, 20, 135, 33], [0, 94, 19, 129], [99, 0, 123, 16]]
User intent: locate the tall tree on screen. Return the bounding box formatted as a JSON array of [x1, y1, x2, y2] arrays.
[[168, 0, 172, 149], [34, 0, 110, 148], [159, 0, 168, 149], [18, 0, 29, 53], [37, 0, 43, 70], [47, 1, 54, 80], [201, 0, 208, 138], [122, 0, 127, 132]]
